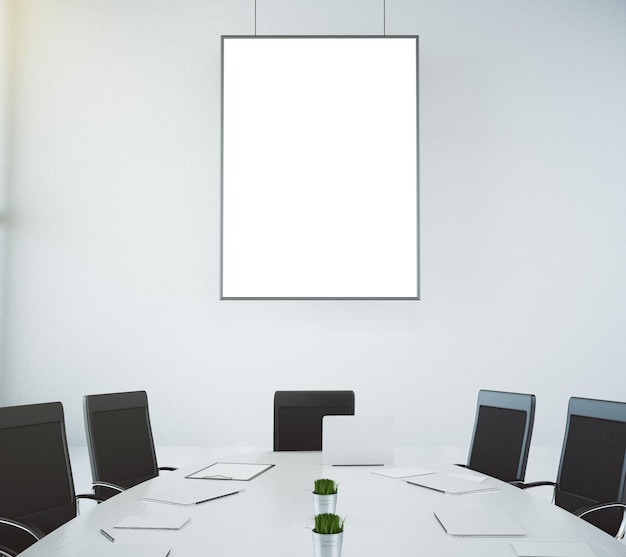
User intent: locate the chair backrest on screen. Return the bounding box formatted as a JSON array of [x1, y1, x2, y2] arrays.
[[0, 402, 77, 553], [274, 391, 355, 451], [83, 391, 159, 499], [555, 397, 626, 536], [466, 389, 536, 482]]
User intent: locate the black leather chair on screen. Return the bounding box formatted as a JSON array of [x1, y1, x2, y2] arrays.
[[518, 397, 626, 539], [0, 402, 101, 555], [463, 389, 536, 482], [83, 391, 176, 500], [274, 390, 355, 451]]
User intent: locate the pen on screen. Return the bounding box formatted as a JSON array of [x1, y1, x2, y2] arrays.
[[100, 529, 115, 542]]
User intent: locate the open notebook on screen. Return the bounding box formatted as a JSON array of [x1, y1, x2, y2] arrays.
[[322, 415, 394, 465]]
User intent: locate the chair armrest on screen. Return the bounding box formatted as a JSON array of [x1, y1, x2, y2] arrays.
[[0, 517, 44, 543], [158, 466, 177, 472], [516, 481, 557, 489], [516, 480, 557, 501], [576, 502, 626, 540], [92, 481, 125, 494], [76, 493, 105, 503]]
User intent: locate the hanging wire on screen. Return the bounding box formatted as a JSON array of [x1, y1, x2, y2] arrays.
[[383, 0, 386, 35], [254, 0, 385, 36]]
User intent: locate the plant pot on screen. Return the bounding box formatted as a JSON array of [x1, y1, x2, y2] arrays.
[[312, 531, 343, 557], [312, 493, 337, 515]]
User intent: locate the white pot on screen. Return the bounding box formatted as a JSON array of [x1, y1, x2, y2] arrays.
[[312, 493, 337, 515], [312, 531, 343, 557]]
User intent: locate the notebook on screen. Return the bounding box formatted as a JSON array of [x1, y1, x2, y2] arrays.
[[322, 415, 394, 465], [434, 508, 527, 537], [141, 483, 243, 506], [186, 462, 274, 481], [407, 473, 497, 495]]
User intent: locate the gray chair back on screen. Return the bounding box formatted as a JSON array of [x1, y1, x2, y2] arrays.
[[0, 402, 77, 554], [467, 389, 536, 482], [83, 390, 159, 499], [554, 397, 626, 536]]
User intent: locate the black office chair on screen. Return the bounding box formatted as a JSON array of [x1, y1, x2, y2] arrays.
[[274, 390, 355, 451], [462, 390, 536, 483], [0, 402, 102, 555], [83, 390, 176, 500], [518, 397, 626, 539]]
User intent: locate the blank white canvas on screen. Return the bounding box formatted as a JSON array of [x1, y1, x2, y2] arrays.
[[221, 37, 419, 298]]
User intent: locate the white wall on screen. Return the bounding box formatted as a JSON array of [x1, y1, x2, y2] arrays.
[[0, 0, 10, 396], [2, 0, 626, 456]]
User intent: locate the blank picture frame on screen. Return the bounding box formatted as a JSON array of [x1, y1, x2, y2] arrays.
[[221, 36, 419, 299]]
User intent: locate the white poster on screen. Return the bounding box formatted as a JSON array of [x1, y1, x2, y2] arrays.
[[222, 36, 419, 299]]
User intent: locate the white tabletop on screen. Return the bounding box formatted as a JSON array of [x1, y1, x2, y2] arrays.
[[20, 449, 626, 556]]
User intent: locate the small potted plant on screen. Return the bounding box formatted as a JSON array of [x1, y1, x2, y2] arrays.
[[312, 478, 338, 515], [312, 513, 344, 557]]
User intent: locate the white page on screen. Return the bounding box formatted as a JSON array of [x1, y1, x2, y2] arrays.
[[186, 462, 273, 481], [142, 483, 243, 506], [434, 508, 526, 537], [407, 473, 497, 495], [372, 467, 434, 479], [114, 516, 190, 530], [67, 547, 171, 557], [512, 542, 597, 557]]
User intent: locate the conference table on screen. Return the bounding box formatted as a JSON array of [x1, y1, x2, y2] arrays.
[[21, 449, 626, 556]]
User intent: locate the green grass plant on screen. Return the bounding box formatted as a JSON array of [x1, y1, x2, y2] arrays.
[[313, 478, 338, 495], [314, 513, 345, 534]]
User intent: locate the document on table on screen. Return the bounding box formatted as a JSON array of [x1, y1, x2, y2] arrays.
[[114, 516, 190, 530], [511, 542, 597, 557], [142, 483, 243, 506], [67, 547, 172, 557], [186, 462, 274, 481], [434, 508, 527, 537], [371, 466, 435, 479], [407, 473, 498, 495]]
